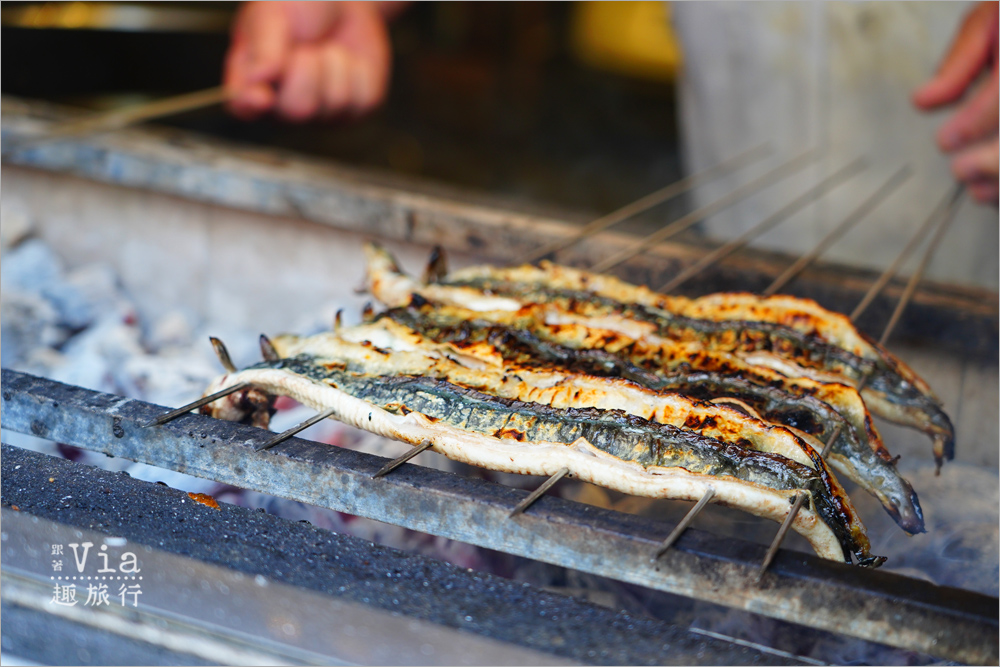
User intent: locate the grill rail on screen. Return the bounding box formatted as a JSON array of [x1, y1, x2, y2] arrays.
[[2, 368, 996, 664]]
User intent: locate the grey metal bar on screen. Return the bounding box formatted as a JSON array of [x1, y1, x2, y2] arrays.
[[658, 157, 867, 293], [2, 443, 819, 666], [590, 148, 821, 273], [521, 143, 770, 264], [762, 165, 912, 296], [1, 369, 996, 664], [4, 87, 230, 152]]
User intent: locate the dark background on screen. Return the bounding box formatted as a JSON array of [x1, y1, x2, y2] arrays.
[[2, 2, 686, 226]]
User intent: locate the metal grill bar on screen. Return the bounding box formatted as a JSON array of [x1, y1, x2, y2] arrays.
[[1, 369, 996, 664]]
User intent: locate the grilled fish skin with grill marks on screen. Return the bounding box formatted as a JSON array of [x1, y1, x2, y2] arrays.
[[448, 261, 935, 396], [371, 305, 924, 534], [201, 351, 882, 565], [364, 243, 954, 469]]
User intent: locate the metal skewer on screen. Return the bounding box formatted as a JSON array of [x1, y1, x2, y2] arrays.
[[256, 408, 338, 452], [651, 487, 715, 561], [591, 148, 821, 273], [755, 493, 807, 581], [142, 382, 250, 428], [848, 186, 961, 322], [757, 184, 965, 577], [762, 165, 912, 296], [509, 467, 570, 517], [372, 441, 434, 478], [5, 86, 231, 151], [877, 185, 963, 346], [657, 157, 867, 293], [521, 143, 771, 264]]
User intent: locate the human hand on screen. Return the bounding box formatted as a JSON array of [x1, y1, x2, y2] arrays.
[[224, 1, 394, 122], [912, 1, 998, 204]]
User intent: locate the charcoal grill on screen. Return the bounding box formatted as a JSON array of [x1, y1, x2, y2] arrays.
[[1, 99, 997, 665]]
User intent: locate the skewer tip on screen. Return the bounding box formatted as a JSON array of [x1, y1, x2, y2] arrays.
[[259, 334, 280, 362], [209, 336, 237, 373], [423, 245, 448, 284]]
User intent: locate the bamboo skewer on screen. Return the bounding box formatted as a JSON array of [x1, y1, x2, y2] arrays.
[[521, 143, 770, 264], [590, 148, 821, 273], [657, 157, 867, 293], [6, 86, 231, 150], [762, 165, 912, 296], [756, 184, 965, 578]]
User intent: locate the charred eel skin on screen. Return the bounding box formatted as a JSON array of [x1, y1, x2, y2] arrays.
[[245, 353, 879, 566], [445, 278, 955, 467], [379, 304, 924, 535]]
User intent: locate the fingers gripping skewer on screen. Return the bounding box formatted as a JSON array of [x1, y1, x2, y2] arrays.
[[657, 157, 867, 293], [522, 143, 770, 264], [591, 148, 821, 273], [758, 185, 965, 577], [762, 165, 912, 296], [509, 467, 570, 517], [651, 488, 716, 561], [372, 441, 434, 479]]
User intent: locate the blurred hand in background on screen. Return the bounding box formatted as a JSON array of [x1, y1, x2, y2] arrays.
[[913, 1, 998, 205], [224, 1, 405, 122]]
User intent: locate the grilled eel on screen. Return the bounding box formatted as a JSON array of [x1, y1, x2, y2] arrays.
[[364, 243, 954, 469], [201, 341, 882, 565], [447, 262, 930, 390], [374, 304, 924, 534]]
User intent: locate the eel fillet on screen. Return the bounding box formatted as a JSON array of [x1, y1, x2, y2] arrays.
[[374, 305, 924, 534], [201, 349, 881, 565], [364, 243, 954, 468]]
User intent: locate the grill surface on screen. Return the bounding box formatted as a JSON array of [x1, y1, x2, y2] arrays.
[[3, 369, 996, 664]]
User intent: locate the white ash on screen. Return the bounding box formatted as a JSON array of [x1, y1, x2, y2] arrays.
[[0, 230, 480, 571]]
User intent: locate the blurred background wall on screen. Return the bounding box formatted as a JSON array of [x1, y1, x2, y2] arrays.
[[3, 1, 995, 288], [673, 1, 998, 289]]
